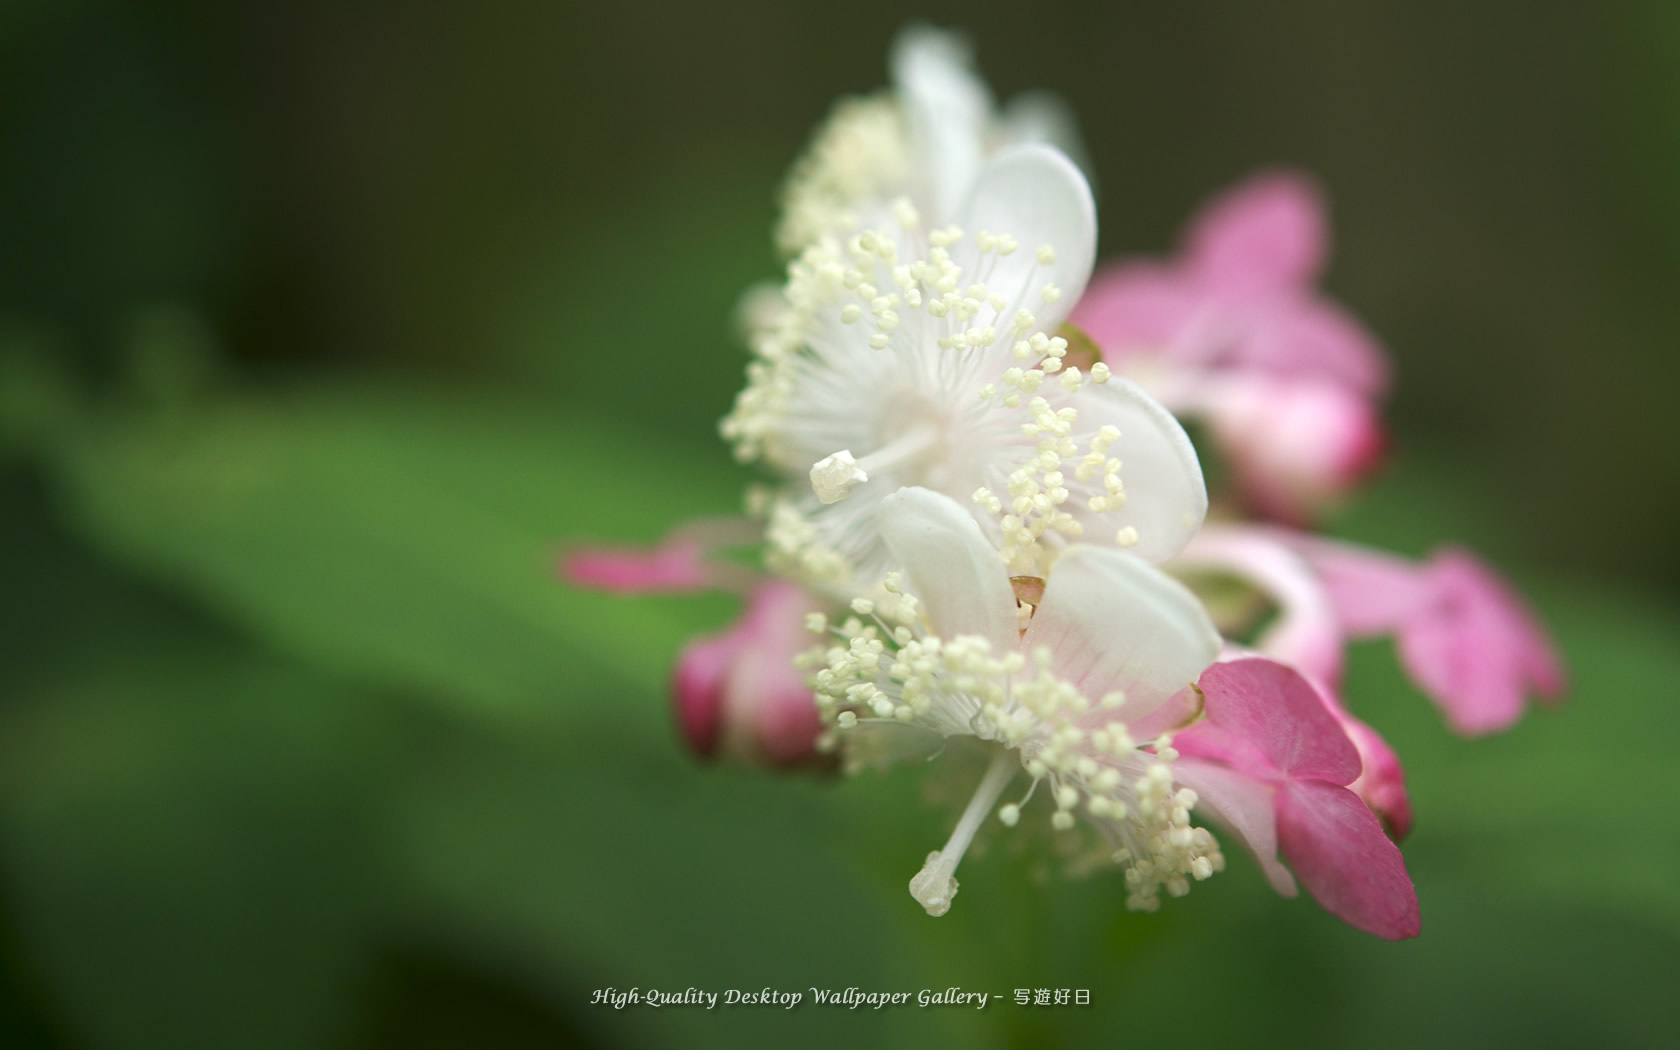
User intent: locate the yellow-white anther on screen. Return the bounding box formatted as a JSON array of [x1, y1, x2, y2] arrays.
[[811, 450, 868, 504]]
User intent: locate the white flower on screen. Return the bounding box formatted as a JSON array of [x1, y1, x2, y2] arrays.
[[776, 24, 1089, 257], [725, 145, 1207, 586], [801, 487, 1225, 916]]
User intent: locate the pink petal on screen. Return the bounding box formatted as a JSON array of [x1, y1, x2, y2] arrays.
[[1236, 297, 1391, 399], [1286, 535, 1437, 636], [1069, 264, 1218, 368], [1194, 658, 1361, 784], [1248, 298, 1391, 396], [1171, 759, 1298, 897], [561, 539, 713, 595], [1397, 547, 1567, 735], [1183, 171, 1328, 292], [560, 518, 762, 596], [1072, 171, 1391, 400], [1275, 779, 1420, 939], [1173, 721, 1274, 780]]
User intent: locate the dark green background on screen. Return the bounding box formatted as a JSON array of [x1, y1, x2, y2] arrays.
[[2, 2, 1676, 1048]]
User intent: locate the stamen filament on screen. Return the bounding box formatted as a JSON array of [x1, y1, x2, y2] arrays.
[[855, 419, 941, 476], [909, 749, 1018, 916], [810, 421, 943, 504]]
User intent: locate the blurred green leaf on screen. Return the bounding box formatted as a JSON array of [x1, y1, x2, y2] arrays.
[[0, 647, 389, 1050], [0, 481, 390, 1050], [47, 381, 746, 728]]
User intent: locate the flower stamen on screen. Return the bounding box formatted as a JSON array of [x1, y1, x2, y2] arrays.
[[909, 749, 1018, 916]]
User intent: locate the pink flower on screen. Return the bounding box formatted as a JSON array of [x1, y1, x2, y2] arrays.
[[1172, 658, 1420, 940], [1070, 171, 1390, 522], [1299, 539, 1568, 735], [673, 581, 829, 768]]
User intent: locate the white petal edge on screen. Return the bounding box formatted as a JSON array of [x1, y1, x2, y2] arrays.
[[876, 486, 1018, 652], [1022, 544, 1220, 723], [955, 143, 1097, 332], [891, 24, 992, 225], [997, 90, 1092, 184], [1077, 376, 1209, 563]]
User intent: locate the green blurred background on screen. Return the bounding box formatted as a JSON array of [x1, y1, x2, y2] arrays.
[[2, 2, 1677, 1048]]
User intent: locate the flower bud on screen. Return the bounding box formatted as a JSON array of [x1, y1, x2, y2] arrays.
[[671, 582, 828, 768]]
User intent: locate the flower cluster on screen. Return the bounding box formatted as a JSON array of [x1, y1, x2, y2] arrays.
[[562, 26, 1565, 941]]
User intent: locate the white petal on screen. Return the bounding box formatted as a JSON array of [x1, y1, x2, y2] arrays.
[[876, 487, 1017, 651], [996, 90, 1092, 183], [1023, 545, 1220, 722], [1075, 377, 1208, 563], [891, 25, 992, 224], [955, 144, 1096, 331]]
